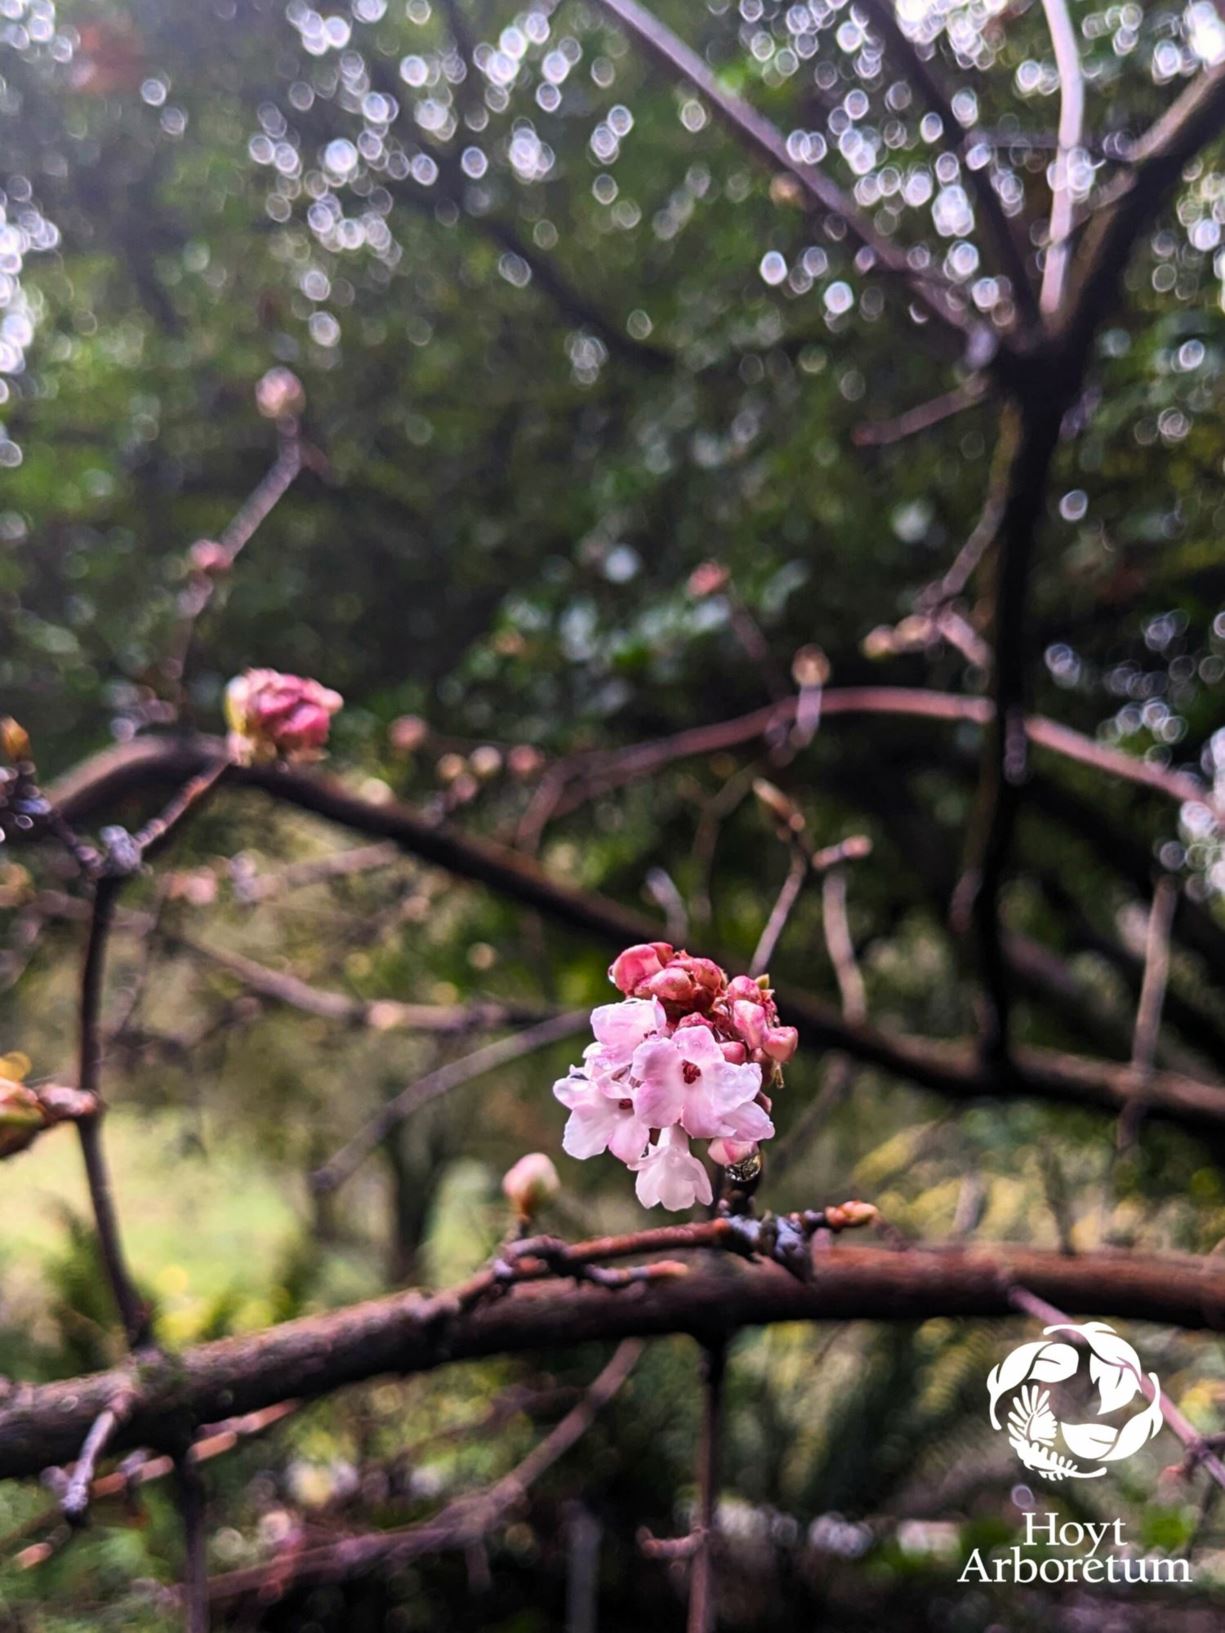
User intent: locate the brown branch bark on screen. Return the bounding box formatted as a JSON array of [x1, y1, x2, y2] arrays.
[[75, 878, 150, 1349], [42, 737, 1225, 1140], [6, 1242, 1225, 1484], [959, 59, 1225, 1063], [687, 1340, 725, 1633]]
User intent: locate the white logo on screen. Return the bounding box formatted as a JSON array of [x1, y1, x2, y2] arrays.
[[987, 1322, 1162, 1481]]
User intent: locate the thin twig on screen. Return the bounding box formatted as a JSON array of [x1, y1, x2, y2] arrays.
[[76, 877, 149, 1348], [8, 1403, 299, 1563], [1039, 0, 1086, 315], [646, 867, 690, 944], [133, 755, 231, 861], [750, 847, 807, 977], [165, 432, 306, 712], [1117, 873, 1180, 1151], [61, 1395, 133, 1525], [1131, 876, 1179, 1079], [206, 1341, 643, 1608], [167, 930, 558, 1036], [822, 869, 867, 1027], [854, 0, 1038, 325], [312, 1010, 589, 1194], [687, 1340, 725, 1633], [853, 378, 989, 447], [587, 0, 978, 351], [175, 1455, 209, 1633]]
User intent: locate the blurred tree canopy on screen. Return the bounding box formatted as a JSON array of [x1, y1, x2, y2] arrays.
[[3, 0, 1225, 1627]]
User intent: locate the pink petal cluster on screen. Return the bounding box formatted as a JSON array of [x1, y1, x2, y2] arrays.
[[553, 946, 798, 1212], [225, 668, 343, 765], [608, 944, 798, 1066]]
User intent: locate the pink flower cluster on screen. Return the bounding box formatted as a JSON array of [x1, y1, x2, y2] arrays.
[[225, 668, 343, 765], [554, 945, 797, 1212]]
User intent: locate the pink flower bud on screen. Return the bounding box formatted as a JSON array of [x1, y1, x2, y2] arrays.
[[762, 1026, 799, 1064], [824, 1199, 878, 1231], [644, 966, 699, 1007], [708, 1137, 759, 1168], [687, 561, 730, 598], [725, 975, 765, 1005], [719, 1040, 748, 1064], [675, 1012, 715, 1033], [501, 1152, 561, 1221], [507, 744, 545, 780], [189, 539, 230, 576], [608, 942, 673, 996], [389, 714, 429, 753], [225, 669, 343, 765], [731, 999, 768, 1051], [255, 366, 306, 421], [469, 745, 503, 781]]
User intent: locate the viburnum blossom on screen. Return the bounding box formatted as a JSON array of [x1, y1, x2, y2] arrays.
[[225, 669, 343, 765], [553, 945, 797, 1212]]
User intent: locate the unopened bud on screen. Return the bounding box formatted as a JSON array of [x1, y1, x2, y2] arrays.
[[469, 745, 503, 781], [752, 778, 804, 832], [435, 752, 467, 785], [895, 614, 934, 649], [824, 1199, 878, 1231], [791, 644, 829, 690], [0, 718, 30, 763], [862, 626, 897, 661], [769, 173, 805, 209], [0, 1052, 42, 1161], [189, 539, 230, 576], [389, 714, 429, 754], [686, 561, 729, 599], [608, 942, 674, 996], [502, 1152, 561, 1222], [507, 744, 545, 780], [225, 669, 342, 765], [255, 366, 306, 421], [762, 1025, 799, 1064]]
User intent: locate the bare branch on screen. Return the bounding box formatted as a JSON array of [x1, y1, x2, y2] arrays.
[[854, 0, 1038, 325], [11, 1240, 1225, 1484], [175, 1455, 209, 1633], [168, 930, 559, 1036], [311, 1009, 589, 1195], [588, 0, 981, 353], [822, 868, 868, 1027], [43, 737, 1225, 1142], [75, 878, 150, 1349], [60, 1395, 133, 1526], [686, 1341, 725, 1633], [852, 378, 989, 447], [1131, 876, 1179, 1080], [1038, 0, 1086, 314], [205, 1340, 642, 1609], [750, 847, 807, 977], [163, 432, 306, 713]]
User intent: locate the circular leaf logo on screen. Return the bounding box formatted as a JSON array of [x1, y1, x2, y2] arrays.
[[987, 1322, 1162, 1482]]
